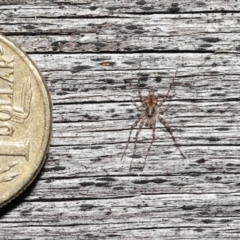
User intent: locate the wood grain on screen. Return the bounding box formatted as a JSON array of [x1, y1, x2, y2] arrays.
[[3, 13, 240, 53], [1, 1, 240, 239]]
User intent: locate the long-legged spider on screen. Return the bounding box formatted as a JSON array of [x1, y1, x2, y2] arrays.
[[121, 66, 185, 170]]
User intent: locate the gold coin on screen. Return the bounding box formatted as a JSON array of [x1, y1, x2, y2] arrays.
[[0, 34, 51, 207]]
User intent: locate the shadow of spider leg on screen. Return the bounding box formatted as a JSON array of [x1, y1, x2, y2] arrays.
[[130, 117, 146, 169], [141, 118, 156, 170], [158, 115, 185, 158], [121, 116, 143, 162], [158, 67, 178, 108]]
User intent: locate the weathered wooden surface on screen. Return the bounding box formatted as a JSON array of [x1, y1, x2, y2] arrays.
[[1, 1, 240, 239]]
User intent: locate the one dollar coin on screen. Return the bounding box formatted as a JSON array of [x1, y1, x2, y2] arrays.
[[0, 34, 51, 207]]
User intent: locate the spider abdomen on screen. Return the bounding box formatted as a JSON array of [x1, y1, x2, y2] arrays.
[[146, 107, 155, 117]]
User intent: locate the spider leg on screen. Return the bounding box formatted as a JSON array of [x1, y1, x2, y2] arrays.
[[158, 67, 178, 108], [142, 118, 156, 170], [132, 99, 142, 111], [158, 115, 186, 158], [130, 118, 146, 169], [137, 63, 144, 106], [120, 116, 142, 161]]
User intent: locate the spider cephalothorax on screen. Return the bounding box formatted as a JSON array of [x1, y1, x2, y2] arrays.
[[144, 87, 158, 118], [121, 67, 185, 170]]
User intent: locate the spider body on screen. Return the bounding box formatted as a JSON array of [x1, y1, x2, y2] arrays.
[[144, 88, 158, 118], [121, 67, 185, 170]]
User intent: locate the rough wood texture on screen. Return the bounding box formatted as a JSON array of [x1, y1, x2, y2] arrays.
[[1, 1, 240, 239]]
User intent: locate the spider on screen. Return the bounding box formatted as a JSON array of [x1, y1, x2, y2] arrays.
[[121, 66, 185, 170]]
